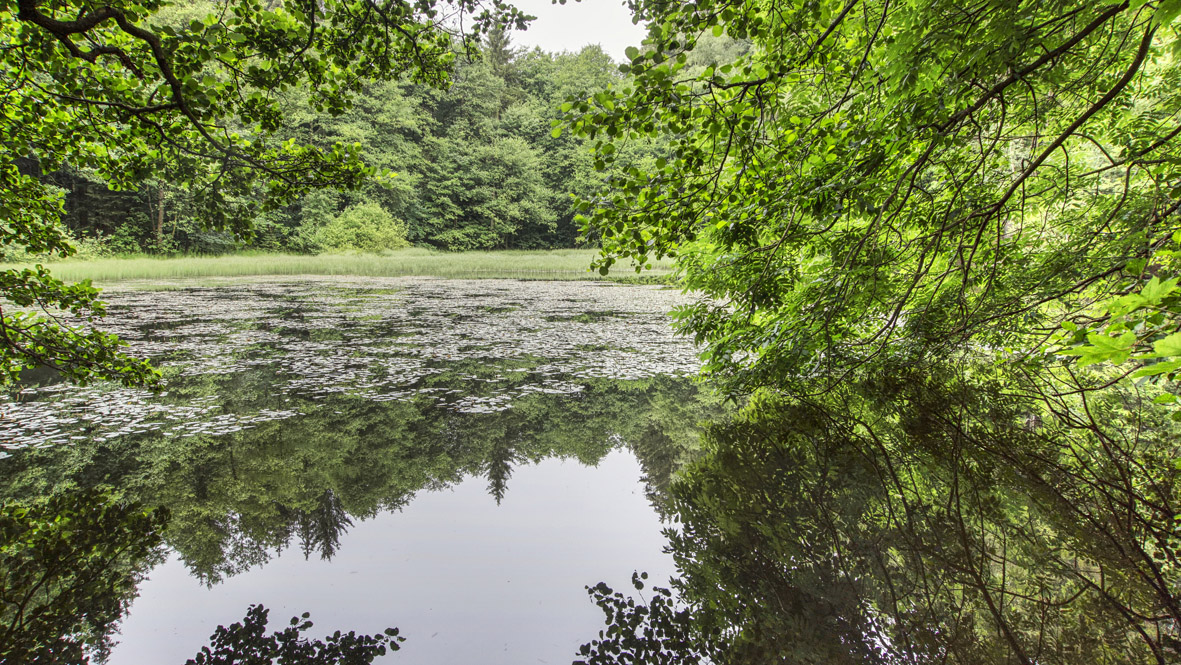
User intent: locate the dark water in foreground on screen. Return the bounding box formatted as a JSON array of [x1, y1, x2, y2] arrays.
[[0, 277, 719, 664]]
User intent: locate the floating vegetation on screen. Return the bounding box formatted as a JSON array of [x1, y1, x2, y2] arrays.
[[1, 277, 702, 451]]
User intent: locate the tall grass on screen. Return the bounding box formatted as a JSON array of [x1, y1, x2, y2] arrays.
[[3, 249, 674, 285]]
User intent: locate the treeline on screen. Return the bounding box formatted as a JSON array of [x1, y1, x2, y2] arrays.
[[36, 33, 625, 255]]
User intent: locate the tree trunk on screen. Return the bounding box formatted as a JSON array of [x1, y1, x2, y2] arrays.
[[155, 185, 165, 250]]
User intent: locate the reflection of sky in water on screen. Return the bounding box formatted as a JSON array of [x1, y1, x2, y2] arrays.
[[109, 450, 676, 665], [0, 278, 704, 664]]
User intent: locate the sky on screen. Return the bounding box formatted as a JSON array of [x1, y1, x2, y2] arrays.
[[503, 0, 647, 62]]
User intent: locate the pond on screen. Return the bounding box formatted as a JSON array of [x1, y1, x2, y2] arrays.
[[0, 277, 721, 664]]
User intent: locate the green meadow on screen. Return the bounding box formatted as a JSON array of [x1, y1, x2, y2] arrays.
[[4, 249, 675, 286]]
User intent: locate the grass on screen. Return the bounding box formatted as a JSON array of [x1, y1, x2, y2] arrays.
[[4, 248, 676, 286]]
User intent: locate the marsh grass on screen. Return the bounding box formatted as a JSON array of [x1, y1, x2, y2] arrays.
[[4, 249, 675, 285]]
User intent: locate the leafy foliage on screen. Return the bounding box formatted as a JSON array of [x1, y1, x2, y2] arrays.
[[187, 605, 403, 665], [0, 491, 402, 665], [308, 202, 410, 253], [644, 361, 1181, 664], [575, 572, 720, 665], [39, 42, 626, 257], [0, 0, 526, 386], [0, 490, 167, 663], [561, 11, 1181, 656], [566, 0, 1181, 396], [1055, 268, 1181, 381]]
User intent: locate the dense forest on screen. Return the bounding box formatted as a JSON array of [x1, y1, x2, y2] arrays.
[[27, 30, 626, 255]]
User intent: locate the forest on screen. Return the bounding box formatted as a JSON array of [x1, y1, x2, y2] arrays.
[[3, 0, 1181, 663], [23, 26, 626, 255]]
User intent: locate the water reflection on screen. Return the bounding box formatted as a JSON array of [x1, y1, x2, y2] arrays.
[[589, 364, 1181, 665], [0, 278, 721, 663], [111, 450, 675, 665]]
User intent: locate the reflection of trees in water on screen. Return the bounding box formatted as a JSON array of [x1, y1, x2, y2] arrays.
[[277, 489, 354, 561], [0, 491, 402, 662], [587, 364, 1181, 665], [0, 376, 718, 586], [0, 491, 168, 663], [484, 435, 521, 506]]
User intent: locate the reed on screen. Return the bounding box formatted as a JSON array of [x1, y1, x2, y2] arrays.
[[3, 249, 674, 285]]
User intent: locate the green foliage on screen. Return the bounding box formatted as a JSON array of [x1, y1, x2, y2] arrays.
[[642, 361, 1181, 664], [576, 573, 720, 665], [309, 202, 410, 253], [0, 267, 157, 386], [0, 491, 402, 665], [0, 491, 168, 663], [1055, 246, 1181, 381], [187, 605, 403, 665], [0, 0, 526, 387], [30, 40, 629, 260], [566, 0, 1181, 397], [421, 135, 557, 249]]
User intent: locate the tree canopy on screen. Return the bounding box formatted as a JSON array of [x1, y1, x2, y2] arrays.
[[561, 1, 1181, 662], [0, 0, 525, 386], [569, 0, 1181, 396]]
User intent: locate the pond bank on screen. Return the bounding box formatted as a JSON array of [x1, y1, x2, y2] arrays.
[[1, 249, 675, 286]]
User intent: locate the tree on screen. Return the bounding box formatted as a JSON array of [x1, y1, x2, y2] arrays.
[[578, 361, 1181, 664], [566, 0, 1181, 397], [0, 0, 527, 386], [564, 4, 1181, 661]]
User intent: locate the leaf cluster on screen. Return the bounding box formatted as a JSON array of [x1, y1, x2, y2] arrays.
[[565, 0, 1181, 396]]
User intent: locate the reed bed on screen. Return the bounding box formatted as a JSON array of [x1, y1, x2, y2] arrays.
[[4, 249, 674, 285]]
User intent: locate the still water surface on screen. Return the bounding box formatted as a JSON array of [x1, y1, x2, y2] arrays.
[[113, 450, 670, 665], [0, 277, 715, 664]]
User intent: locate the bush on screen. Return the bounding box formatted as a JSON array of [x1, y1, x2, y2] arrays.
[[0, 227, 114, 262], [102, 224, 148, 255], [311, 202, 409, 253]]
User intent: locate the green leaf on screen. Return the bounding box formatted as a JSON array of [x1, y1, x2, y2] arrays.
[[1153, 332, 1181, 358], [1139, 276, 1178, 305], [1131, 359, 1181, 377], [1090, 331, 1136, 351], [1070, 331, 1137, 366]]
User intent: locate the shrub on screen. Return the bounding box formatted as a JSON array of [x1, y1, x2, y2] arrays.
[[311, 202, 409, 253]]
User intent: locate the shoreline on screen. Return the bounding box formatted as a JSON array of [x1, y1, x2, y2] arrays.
[[1, 249, 676, 286]]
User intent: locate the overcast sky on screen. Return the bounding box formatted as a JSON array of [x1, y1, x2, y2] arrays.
[[504, 0, 647, 62]]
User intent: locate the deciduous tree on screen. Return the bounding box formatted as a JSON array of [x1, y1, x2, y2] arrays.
[[568, 0, 1181, 395], [0, 0, 524, 385]]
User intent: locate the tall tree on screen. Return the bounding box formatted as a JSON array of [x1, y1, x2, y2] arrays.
[[567, 0, 1181, 397], [564, 5, 1181, 660], [483, 22, 521, 80], [0, 0, 526, 386]]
